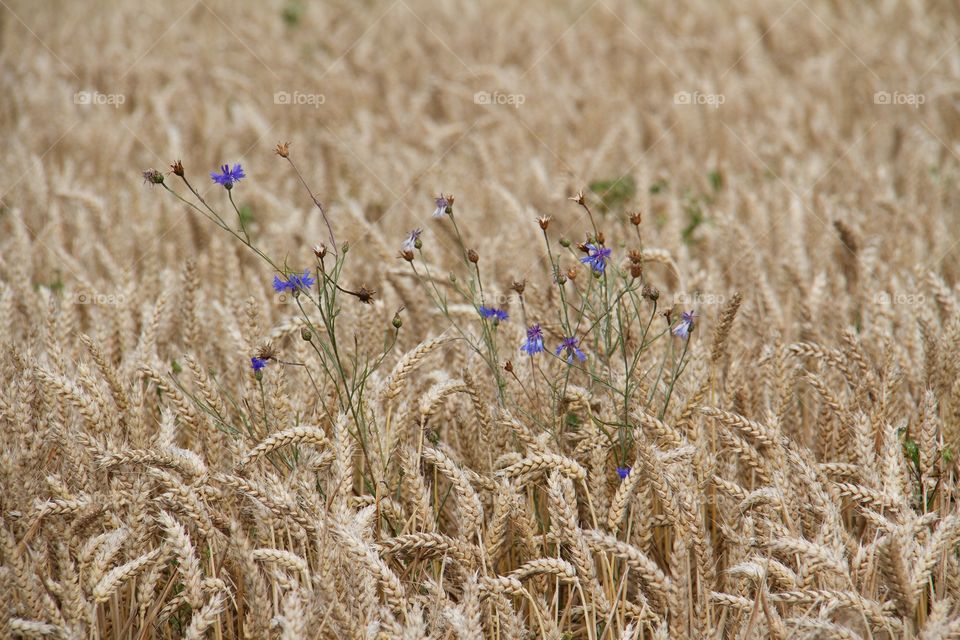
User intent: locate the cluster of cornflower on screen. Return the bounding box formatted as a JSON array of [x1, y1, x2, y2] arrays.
[[401, 190, 697, 373]]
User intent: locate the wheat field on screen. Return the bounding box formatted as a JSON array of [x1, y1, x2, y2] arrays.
[[2, 1, 960, 638]]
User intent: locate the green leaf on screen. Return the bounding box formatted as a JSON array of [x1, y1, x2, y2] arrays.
[[681, 199, 705, 244], [588, 175, 636, 211], [238, 204, 254, 228], [708, 169, 723, 192], [649, 179, 668, 194], [282, 1, 304, 26], [171, 359, 183, 375]]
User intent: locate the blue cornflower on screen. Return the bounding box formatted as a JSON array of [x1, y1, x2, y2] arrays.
[[616, 466, 631, 480], [479, 306, 508, 322], [672, 310, 696, 339], [520, 324, 545, 355], [210, 163, 246, 189], [403, 228, 422, 252], [580, 243, 612, 273], [251, 357, 268, 372], [432, 195, 450, 217], [555, 336, 587, 363], [272, 269, 316, 294]]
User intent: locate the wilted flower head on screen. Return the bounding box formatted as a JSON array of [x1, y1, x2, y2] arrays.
[[616, 466, 631, 480], [356, 285, 377, 305], [580, 243, 612, 273], [169, 160, 184, 176], [520, 324, 544, 355], [537, 215, 552, 230], [210, 163, 245, 189], [433, 194, 452, 217], [672, 310, 696, 339], [555, 336, 587, 363], [479, 306, 508, 322], [511, 279, 526, 295], [403, 228, 422, 252], [275, 141, 290, 158], [273, 269, 316, 294]]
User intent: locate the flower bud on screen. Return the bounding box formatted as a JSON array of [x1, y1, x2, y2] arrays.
[[559, 238, 571, 248], [142, 169, 164, 185], [301, 327, 313, 341]]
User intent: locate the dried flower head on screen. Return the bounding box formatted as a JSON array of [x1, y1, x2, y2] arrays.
[[313, 243, 327, 260], [629, 210, 642, 225], [275, 141, 290, 158], [642, 283, 660, 302], [511, 279, 526, 295], [254, 342, 277, 361], [170, 160, 184, 176], [569, 190, 585, 205], [628, 249, 643, 264], [504, 360, 514, 373], [467, 249, 479, 264], [537, 215, 552, 230], [566, 266, 578, 281], [356, 285, 377, 305]]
